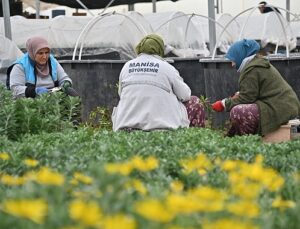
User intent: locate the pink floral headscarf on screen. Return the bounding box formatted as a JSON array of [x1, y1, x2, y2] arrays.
[[26, 36, 50, 77]]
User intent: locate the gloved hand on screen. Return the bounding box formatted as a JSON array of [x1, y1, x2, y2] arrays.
[[61, 81, 72, 92], [61, 81, 79, 97], [212, 100, 225, 112], [35, 87, 49, 95]]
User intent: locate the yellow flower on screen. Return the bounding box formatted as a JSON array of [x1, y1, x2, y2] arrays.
[[131, 156, 159, 172], [225, 158, 284, 193], [70, 178, 79, 186], [167, 226, 194, 229], [228, 172, 244, 185], [170, 180, 184, 193], [163, 187, 227, 213], [254, 154, 264, 164], [166, 194, 201, 214], [202, 218, 259, 229], [73, 172, 93, 185], [0, 152, 10, 160], [125, 179, 148, 195], [104, 163, 133, 175], [189, 186, 228, 202], [23, 159, 39, 167], [69, 199, 102, 226], [105, 156, 158, 175], [2, 199, 48, 224], [102, 214, 136, 229], [134, 198, 174, 223], [0, 174, 26, 186], [166, 194, 191, 214], [213, 157, 222, 166], [198, 168, 207, 175], [242, 163, 265, 181], [35, 167, 65, 186], [258, 168, 285, 192], [272, 197, 296, 210], [180, 153, 212, 174], [230, 182, 262, 199], [221, 160, 239, 171], [166, 191, 225, 214], [227, 200, 260, 218], [293, 172, 300, 183], [61, 226, 83, 229]]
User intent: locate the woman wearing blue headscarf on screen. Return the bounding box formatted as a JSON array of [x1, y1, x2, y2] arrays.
[[212, 39, 300, 136]]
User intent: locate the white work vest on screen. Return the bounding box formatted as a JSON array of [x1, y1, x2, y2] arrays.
[[112, 54, 191, 131]]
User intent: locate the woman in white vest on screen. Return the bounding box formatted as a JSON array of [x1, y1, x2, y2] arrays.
[[112, 34, 205, 131]]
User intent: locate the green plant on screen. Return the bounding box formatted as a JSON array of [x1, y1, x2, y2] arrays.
[[0, 128, 299, 229], [85, 106, 112, 130], [199, 95, 213, 128], [0, 85, 17, 139], [0, 85, 81, 140]]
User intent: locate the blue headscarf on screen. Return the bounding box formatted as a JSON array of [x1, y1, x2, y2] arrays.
[[225, 39, 260, 70]]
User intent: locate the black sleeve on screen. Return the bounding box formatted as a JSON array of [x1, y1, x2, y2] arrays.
[[25, 85, 36, 98]]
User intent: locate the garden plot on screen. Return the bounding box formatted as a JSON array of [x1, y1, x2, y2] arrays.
[[0, 85, 299, 229]]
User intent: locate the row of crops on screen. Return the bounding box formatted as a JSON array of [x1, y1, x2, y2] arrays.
[[0, 85, 299, 229]]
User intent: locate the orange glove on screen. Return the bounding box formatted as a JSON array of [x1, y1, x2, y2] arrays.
[[212, 100, 225, 112]]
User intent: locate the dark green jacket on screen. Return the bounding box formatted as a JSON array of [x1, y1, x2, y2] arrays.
[[225, 55, 300, 136]]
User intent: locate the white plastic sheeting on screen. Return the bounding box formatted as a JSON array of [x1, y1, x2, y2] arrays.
[[291, 20, 300, 37], [145, 11, 210, 57], [0, 12, 152, 60], [190, 13, 240, 54], [290, 20, 300, 52], [215, 13, 240, 53], [72, 11, 152, 60], [0, 11, 298, 60], [236, 12, 297, 51], [0, 34, 23, 69], [0, 34, 23, 84]]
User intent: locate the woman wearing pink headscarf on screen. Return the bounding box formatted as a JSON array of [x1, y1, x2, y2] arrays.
[[8, 36, 73, 98]]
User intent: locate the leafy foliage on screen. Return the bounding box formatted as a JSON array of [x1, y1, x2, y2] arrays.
[[0, 128, 299, 229], [0, 83, 300, 229], [0, 85, 80, 140], [84, 106, 112, 130]]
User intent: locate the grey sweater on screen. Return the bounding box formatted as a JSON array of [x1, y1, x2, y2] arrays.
[[10, 59, 71, 98]]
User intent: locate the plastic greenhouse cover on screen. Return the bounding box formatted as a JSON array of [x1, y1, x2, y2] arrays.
[[291, 20, 300, 38], [190, 13, 240, 54], [236, 12, 296, 51], [0, 12, 153, 60], [0, 34, 23, 85], [0, 11, 298, 60], [144, 11, 210, 57], [0, 34, 23, 69]]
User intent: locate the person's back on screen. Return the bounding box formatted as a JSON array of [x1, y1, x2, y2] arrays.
[[113, 53, 190, 131], [112, 34, 206, 131], [212, 39, 300, 137], [240, 55, 300, 135]]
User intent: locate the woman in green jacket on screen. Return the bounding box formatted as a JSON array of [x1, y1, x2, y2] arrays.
[[212, 39, 300, 136]]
